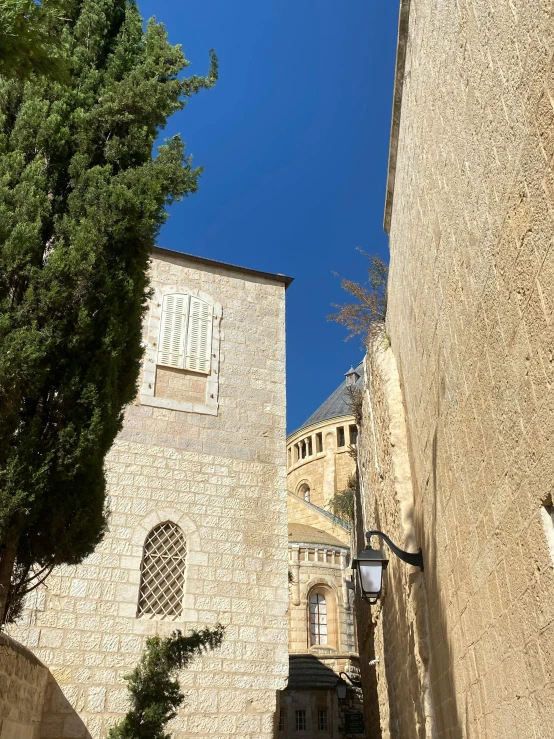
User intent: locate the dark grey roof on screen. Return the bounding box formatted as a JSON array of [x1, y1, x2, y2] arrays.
[[293, 361, 364, 434], [286, 655, 340, 690]]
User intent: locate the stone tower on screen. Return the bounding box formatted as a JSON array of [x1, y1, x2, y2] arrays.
[[277, 364, 365, 739], [8, 247, 292, 739]]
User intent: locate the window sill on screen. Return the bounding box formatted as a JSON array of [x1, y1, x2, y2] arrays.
[[139, 393, 218, 416]]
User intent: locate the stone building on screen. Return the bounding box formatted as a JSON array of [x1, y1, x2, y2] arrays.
[[7, 247, 292, 739], [354, 0, 554, 737], [277, 368, 365, 739]]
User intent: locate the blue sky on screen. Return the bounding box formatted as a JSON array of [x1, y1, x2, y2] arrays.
[[139, 0, 399, 433]]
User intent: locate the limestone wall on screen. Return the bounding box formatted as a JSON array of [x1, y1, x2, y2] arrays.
[[287, 544, 354, 655], [365, 0, 554, 736], [356, 343, 432, 739], [9, 253, 289, 739], [287, 418, 356, 508], [0, 633, 48, 739]]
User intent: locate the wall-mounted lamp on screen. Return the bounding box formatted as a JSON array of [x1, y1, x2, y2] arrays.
[[351, 530, 424, 603], [335, 671, 361, 701]]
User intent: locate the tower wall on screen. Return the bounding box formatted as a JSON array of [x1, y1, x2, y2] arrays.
[[10, 253, 290, 739]]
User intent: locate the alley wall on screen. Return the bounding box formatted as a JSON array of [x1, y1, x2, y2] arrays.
[[357, 0, 554, 736]]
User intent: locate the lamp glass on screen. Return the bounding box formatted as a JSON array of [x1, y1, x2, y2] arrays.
[[358, 560, 383, 598], [336, 680, 347, 701]]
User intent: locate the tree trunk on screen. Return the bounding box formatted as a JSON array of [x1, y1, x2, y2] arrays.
[[0, 530, 19, 625]]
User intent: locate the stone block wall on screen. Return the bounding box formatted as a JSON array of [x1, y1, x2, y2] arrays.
[[356, 344, 432, 739], [361, 0, 554, 736], [9, 252, 290, 739], [287, 418, 356, 510], [0, 633, 48, 739]]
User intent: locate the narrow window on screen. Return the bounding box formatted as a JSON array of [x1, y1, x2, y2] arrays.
[[316, 432, 323, 453], [540, 496, 554, 564], [337, 427, 345, 447], [298, 483, 310, 503], [349, 425, 358, 445], [301, 440, 307, 459], [186, 296, 213, 373], [158, 294, 188, 368], [309, 592, 328, 645], [318, 710, 328, 731], [295, 710, 306, 731], [288, 448, 292, 468], [307, 437, 313, 456], [278, 707, 286, 732], [295, 444, 300, 462], [157, 293, 213, 374], [137, 522, 187, 618]]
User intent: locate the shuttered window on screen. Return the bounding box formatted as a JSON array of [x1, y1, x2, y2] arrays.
[[157, 293, 212, 374], [158, 294, 187, 368], [185, 297, 212, 373]]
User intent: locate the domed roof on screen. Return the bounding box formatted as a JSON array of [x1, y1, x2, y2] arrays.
[[288, 523, 346, 548], [293, 360, 364, 434]]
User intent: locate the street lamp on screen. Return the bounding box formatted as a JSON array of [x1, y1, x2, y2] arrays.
[[335, 672, 361, 702], [352, 530, 424, 603]]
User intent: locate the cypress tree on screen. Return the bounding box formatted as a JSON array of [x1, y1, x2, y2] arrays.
[[0, 0, 68, 80], [0, 0, 217, 621], [108, 625, 225, 739]]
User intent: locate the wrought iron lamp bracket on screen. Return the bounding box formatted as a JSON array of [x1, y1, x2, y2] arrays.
[[365, 530, 424, 572]]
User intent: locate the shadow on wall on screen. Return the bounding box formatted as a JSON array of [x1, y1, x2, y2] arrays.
[[353, 476, 381, 739], [0, 632, 91, 739], [355, 351, 465, 739], [41, 676, 92, 739], [390, 355, 463, 738], [416, 423, 464, 738]]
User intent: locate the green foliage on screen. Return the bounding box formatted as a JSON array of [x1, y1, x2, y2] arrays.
[[108, 625, 224, 739], [0, 0, 69, 80], [0, 0, 217, 618], [328, 249, 388, 344], [326, 474, 356, 525]]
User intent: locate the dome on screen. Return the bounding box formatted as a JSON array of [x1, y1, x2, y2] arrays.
[[292, 360, 364, 434], [288, 523, 346, 548]]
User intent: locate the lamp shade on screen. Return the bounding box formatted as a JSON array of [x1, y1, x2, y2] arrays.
[[336, 676, 347, 701], [352, 548, 389, 600]]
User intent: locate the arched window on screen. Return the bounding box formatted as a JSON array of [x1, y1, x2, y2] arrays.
[[298, 483, 310, 503], [137, 522, 187, 618], [309, 592, 328, 645]]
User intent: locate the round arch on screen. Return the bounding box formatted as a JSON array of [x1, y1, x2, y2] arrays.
[[295, 479, 311, 503]]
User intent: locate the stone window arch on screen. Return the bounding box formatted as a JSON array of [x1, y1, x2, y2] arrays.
[[137, 521, 187, 619], [297, 481, 311, 503]]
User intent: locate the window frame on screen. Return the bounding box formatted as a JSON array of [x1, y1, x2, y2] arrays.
[[309, 592, 328, 646], [317, 710, 328, 732], [295, 710, 306, 732], [140, 285, 222, 416], [137, 521, 187, 620]]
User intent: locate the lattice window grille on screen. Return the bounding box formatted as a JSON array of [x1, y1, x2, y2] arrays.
[[137, 522, 187, 619], [309, 592, 328, 645]]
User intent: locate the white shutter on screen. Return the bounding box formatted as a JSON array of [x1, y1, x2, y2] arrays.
[[185, 297, 212, 374], [157, 294, 188, 368]]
